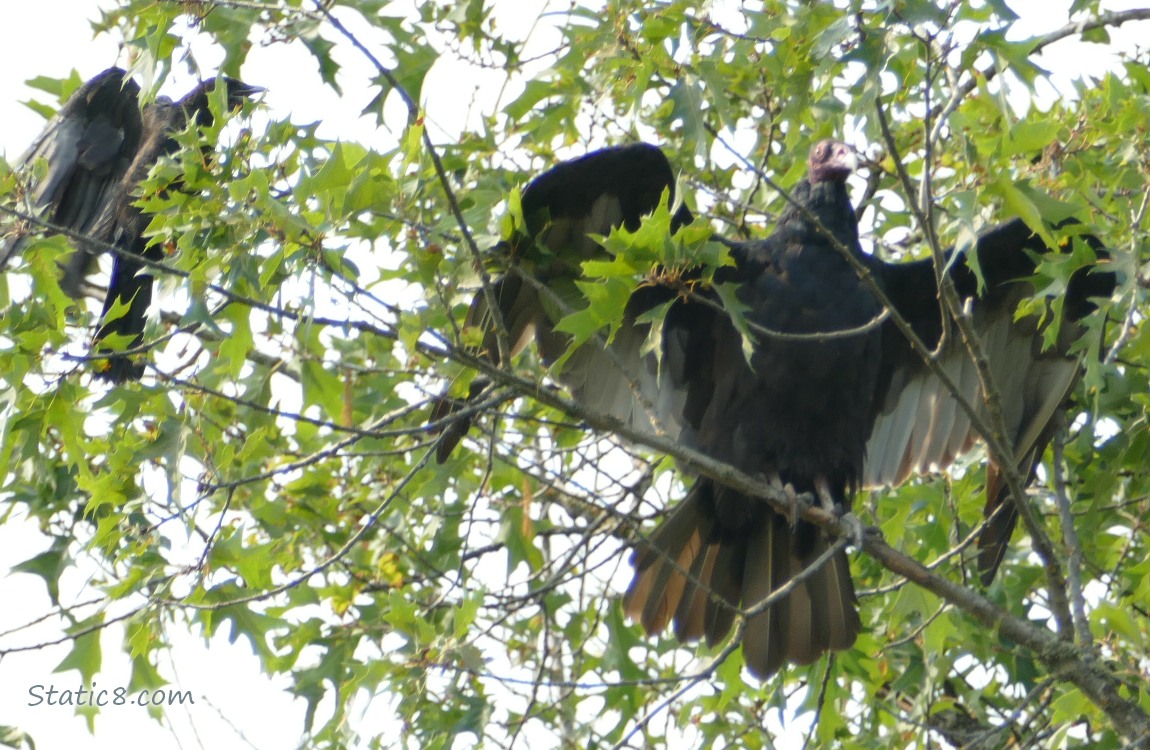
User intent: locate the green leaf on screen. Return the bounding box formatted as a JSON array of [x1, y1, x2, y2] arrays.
[[401, 120, 424, 171], [301, 34, 341, 94], [1005, 120, 1059, 156], [55, 616, 104, 684], [987, 177, 1056, 248], [10, 540, 69, 605], [713, 283, 755, 366], [550, 276, 632, 367], [200, 304, 247, 380], [504, 79, 559, 120], [297, 354, 344, 419], [391, 42, 439, 107], [0, 725, 36, 750], [665, 77, 707, 158]]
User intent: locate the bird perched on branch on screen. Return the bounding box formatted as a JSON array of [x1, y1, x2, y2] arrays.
[[2, 67, 262, 382], [432, 140, 1114, 678]]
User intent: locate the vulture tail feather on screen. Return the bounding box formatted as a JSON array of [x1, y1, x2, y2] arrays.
[[625, 480, 860, 678]]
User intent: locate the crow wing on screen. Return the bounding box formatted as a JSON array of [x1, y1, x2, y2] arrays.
[[92, 77, 262, 383], [1, 67, 143, 295]]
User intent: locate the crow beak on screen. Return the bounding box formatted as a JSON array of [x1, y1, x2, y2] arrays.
[[231, 82, 266, 98]]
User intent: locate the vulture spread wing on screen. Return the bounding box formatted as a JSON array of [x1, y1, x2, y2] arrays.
[[863, 220, 1114, 584], [1, 67, 143, 295], [431, 143, 694, 461], [435, 141, 1114, 678]]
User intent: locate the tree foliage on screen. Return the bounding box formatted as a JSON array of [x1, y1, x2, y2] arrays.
[[1, 0, 1149, 747]]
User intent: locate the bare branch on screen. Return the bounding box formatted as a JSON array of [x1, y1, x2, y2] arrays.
[[1052, 415, 1093, 647], [440, 345, 1150, 739]]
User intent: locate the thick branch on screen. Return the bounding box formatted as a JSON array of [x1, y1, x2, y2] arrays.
[[434, 339, 1150, 740]]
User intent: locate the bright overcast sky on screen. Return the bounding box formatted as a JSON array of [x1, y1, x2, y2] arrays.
[[0, 1, 1147, 748]]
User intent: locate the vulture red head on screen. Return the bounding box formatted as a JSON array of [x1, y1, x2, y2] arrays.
[[808, 138, 857, 183]]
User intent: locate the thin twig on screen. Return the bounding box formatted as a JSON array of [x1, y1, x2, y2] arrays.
[[309, 1, 513, 368], [163, 441, 439, 610], [929, 9, 1150, 148]]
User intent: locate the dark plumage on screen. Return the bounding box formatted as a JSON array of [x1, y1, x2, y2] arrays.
[[430, 143, 695, 460], [626, 140, 876, 675], [433, 141, 1115, 677], [2, 69, 261, 383], [864, 218, 1114, 585], [92, 76, 262, 383], [1, 68, 142, 293]]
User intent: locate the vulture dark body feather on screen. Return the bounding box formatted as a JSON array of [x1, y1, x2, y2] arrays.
[[434, 142, 1114, 677], [627, 143, 880, 675], [3, 68, 261, 383], [431, 144, 695, 460]]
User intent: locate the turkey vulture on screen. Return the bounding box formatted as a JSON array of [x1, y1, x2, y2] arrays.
[[432, 141, 1114, 677], [2, 68, 262, 382]]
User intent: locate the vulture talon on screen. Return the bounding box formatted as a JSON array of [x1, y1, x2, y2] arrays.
[[784, 484, 804, 529], [767, 474, 804, 527], [814, 476, 839, 515], [839, 511, 866, 550]]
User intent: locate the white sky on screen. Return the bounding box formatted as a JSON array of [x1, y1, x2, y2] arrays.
[[0, 1, 1147, 749]]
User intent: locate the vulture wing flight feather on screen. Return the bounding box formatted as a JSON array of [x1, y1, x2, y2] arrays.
[[430, 143, 695, 461], [434, 141, 1114, 677], [2, 68, 261, 383], [863, 220, 1114, 584]]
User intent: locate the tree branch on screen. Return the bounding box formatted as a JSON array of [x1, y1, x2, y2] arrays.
[[1052, 415, 1093, 647], [436, 337, 1150, 740], [930, 8, 1150, 148], [310, 1, 514, 368], [857, 12, 1081, 636]]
